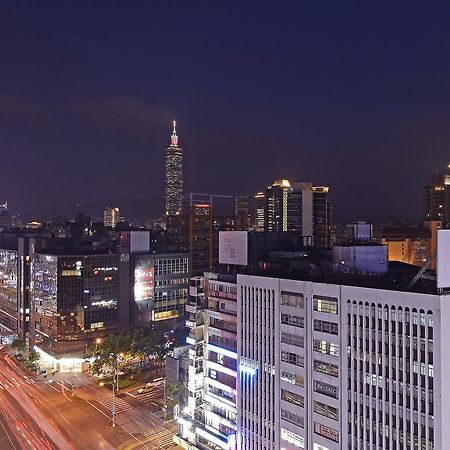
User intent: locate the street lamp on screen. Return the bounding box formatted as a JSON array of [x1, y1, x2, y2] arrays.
[[110, 354, 118, 428], [163, 378, 167, 420], [95, 338, 102, 350], [116, 353, 124, 392]]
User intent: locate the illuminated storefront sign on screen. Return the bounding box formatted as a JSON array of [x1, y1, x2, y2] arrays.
[[134, 266, 155, 301]]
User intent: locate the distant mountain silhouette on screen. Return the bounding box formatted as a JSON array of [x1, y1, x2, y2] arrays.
[[20, 195, 164, 226]]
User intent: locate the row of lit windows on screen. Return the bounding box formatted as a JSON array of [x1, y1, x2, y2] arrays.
[[313, 359, 339, 378], [154, 258, 189, 276], [281, 370, 304, 387], [281, 388, 304, 407], [313, 339, 339, 357], [314, 297, 338, 314], [314, 400, 339, 421]]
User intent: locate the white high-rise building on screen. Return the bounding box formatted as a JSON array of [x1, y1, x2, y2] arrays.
[[237, 274, 447, 450]]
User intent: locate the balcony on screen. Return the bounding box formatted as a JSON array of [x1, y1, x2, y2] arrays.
[[204, 391, 237, 414], [204, 309, 237, 322], [207, 325, 236, 341], [204, 409, 237, 431], [205, 377, 236, 396], [196, 426, 234, 450]]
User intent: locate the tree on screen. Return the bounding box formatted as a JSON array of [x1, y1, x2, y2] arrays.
[[165, 383, 186, 410], [11, 339, 26, 355], [28, 349, 40, 370], [129, 327, 147, 367], [85, 326, 170, 378], [86, 333, 131, 377], [130, 327, 167, 368]]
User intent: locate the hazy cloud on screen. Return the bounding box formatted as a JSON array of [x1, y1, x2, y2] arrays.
[[0, 92, 51, 127], [64, 95, 173, 129]]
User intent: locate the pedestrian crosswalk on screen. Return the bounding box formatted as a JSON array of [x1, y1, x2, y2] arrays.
[[134, 387, 164, 404], [98, 395, 134, 415], [0, 376, 36, 390], [142, 426, 175, 449]]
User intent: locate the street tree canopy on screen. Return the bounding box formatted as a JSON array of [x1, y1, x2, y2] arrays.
[[86, 327, 169, 376]]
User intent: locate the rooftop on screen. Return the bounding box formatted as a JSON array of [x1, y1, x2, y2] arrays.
[[238, 261, 439, 296]]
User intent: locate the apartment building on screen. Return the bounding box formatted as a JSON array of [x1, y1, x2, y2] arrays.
[[177, 273, 238, 450]]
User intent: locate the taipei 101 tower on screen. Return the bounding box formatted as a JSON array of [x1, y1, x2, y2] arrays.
[[165, 121, 183, 216]]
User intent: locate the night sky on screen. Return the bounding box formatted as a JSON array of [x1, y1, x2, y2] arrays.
[[2, 2, 450, 220]]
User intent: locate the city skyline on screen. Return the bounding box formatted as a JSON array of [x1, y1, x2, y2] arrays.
[[2, 3, 450, 219], [3, 4, 450, 450]]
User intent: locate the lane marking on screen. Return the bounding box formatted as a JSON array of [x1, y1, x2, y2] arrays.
[[0, 414, 18, 450], [47, 383, 60, 393], [85, 400, 110, 419]]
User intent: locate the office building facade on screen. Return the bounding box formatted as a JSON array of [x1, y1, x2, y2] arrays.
[[380, 226, 433, 268], [0, 249, 19, 334], [257, 180, 328, 245], [237, 274, 445, 450], [119, 251, 189, 330], [0, 202, 11, 230], [312, 186, 331, 248], [167, 194, 242, 275], [423, 169, 450, 226], [0, 238, 32, 340], [265, 180, 291, 232], [30, 253, 119, 371], [254, 192, 265, 232], [104, 206, 120, 228]]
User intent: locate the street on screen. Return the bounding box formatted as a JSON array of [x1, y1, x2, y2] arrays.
[[0, 352, 179, 449]]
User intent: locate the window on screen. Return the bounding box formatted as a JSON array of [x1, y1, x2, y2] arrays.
[[314, 401, 339, 421], [313, 380, 338, 399], [313, 339, 339, 357], [281, 409, 304, 428], [281, 292, 304, 308], [281, 351, 304, 367], [313, 296, 338, 314], [313, 359, 339, 378], [281, 389, 304, 407], [281, 313, 304, 328], [313, 319, 338, 335], [281, 332, 304, 348], [281, 370, 304, 387]]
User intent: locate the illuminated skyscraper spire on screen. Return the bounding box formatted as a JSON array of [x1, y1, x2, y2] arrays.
[[165, 121, 183, 216], [171, 120, 178, 146]]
